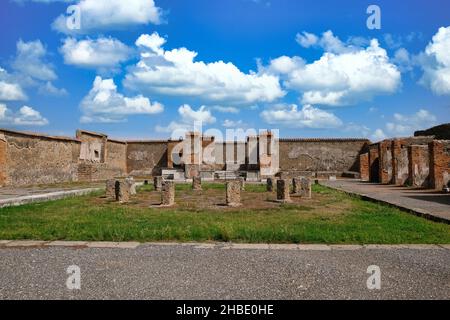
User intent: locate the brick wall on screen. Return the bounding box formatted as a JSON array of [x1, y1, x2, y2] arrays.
[[369, 144, 380, 182], [378, 140, 393, 184], [408, 145, 430, 188], [429, 140, 450, 189], [360, 153, 369, 181]]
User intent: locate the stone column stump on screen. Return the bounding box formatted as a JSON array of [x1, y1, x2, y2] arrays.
[[238, 177, 245, 191], [115, 180, 130, 203], [192, 176, 202, 191], [161, 181, 175, 207], [226, 181, 241, 207], [154, 176, 163, 191], [267, 177, 277, 192], [125, 177, 136, 195], [300, 177, 312, 198], [106, 179, 117, 199], [277, 179, 292, 203]]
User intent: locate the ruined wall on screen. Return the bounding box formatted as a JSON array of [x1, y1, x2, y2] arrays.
[[429, 140, 450, 189], [378, 140, 393, 184], [392, 137, 434, 185], [2, 130, 80, 186], [408, 145, 429, 188], [126, 141, 168, 177], [279, 139, 369, 175], [360, 153, 369, 181], [369, 144, 380, 182], [0, 133, 7, 186]]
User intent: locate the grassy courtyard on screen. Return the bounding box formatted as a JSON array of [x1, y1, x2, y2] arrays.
[[0, 183, 449, 244]]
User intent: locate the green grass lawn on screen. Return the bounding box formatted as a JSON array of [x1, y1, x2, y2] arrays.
[[0, 183, 449, 244]]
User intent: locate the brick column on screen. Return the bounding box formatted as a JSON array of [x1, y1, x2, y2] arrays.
[[378, 140, 393, 184], [368, 145, 379, 183], [359, 153, 369, 181], [429, 140, 450, 190], [408, 145, 430, 188]]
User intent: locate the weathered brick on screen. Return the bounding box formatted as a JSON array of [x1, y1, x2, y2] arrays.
[[359, 153, 369, 181], [429, 140, 450, 190], [378, 140, 393, 184], [408, 145, 430, 188], [115, 180, 130, 203], [192, 176, 202, 191]]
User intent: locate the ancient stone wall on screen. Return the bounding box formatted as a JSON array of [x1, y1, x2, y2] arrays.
[[126, 141, 168, 177], [0, 133, 7, 186], [279, 139, 369, 175], [2, 129, 80, 186], [408, 145, 430, 188], [429, 140, 450, 190]]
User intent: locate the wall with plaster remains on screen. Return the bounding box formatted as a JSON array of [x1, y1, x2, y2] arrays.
[[2, 130, 80, 186], [279, 139, 369, 175], [126, 141, 168, 177], [408, 145, 429, 188]]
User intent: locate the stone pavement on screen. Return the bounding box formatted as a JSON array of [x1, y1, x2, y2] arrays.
[[0, 242, 449, 299], [321, 180, 450, 224]]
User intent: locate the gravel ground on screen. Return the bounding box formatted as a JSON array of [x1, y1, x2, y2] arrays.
[[0, 244, 449, 300]]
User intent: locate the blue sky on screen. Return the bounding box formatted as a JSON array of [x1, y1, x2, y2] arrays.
[[0, 0, 449, 140]]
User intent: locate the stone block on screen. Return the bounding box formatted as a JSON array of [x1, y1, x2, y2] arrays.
[[226, 181, 241, 207], [277, 179, 292, 203], [154, 176, 163, 191], [115, 180, 130, 203], [266, 177, 278, 192], [125, 177, 136, 195], [192, 176, 202, 191], [105, 179, 116, 199], [161, 180, 175, 206], [300, 177, 312, 198], [238, 177, 245, 191]]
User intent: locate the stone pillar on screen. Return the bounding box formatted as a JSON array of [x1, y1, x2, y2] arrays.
[[368, 144, 380, 183], [192, 176, 202, 191], [106, 179, 117, 199], [266, 177, 277, 192], [238, 177, 245, 191], [378, 140, 393, 184], [184, 132, 201, 179], [161, 181, 175, 206], [292, 178, 301, 194], [125, 177, 136, 195], [359, 153, 369, 181], [226, 181, 241, 207], [154, 176, 163, 191], [277, 179, 292, 203], [300, 177, 312, 199], [408, 145, 430, 188], [429, 140, 450, 190], [115, 180, 130, 203]]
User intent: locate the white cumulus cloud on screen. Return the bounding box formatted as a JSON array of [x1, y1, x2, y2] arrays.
[[13, 39, 57, 81], [265, 31, 401, 106], [0, 103, 48, 126], [60, 37, 133, 73], [418, 26, 450, 95], [156, 104, 216, 134], [80, 76, 163, 123], [386, 109, 437, 136], [260, 104, 342, 129], [124, 32, 285, 105], [52, 0, 164, 34]]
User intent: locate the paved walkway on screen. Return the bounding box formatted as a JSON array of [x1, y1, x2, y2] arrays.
[[0, 242, 449, 299], [321, 180, 450, 224], [0, 186, 104, 208]]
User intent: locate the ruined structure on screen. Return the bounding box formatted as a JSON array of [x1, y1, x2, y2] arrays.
[[0, 128, 369, 187], [361, 133, 450, 190]]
